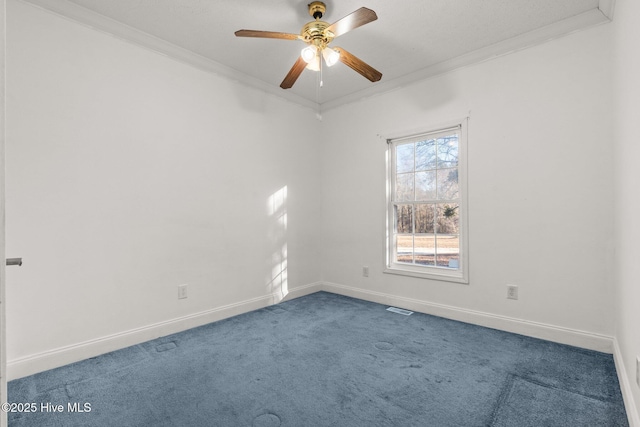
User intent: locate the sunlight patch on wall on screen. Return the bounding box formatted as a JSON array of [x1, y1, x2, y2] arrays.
[[267, 186, 288, 303]]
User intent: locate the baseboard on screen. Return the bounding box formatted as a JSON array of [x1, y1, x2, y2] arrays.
[[613, 338, 640, 427], [8, 280, 612, 381], [321, 281, 614, 353], [7, 282, 323, 381], [279, 282, 323, 303]]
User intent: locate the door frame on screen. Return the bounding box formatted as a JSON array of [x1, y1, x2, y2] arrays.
[[1, 0, 8, 425]]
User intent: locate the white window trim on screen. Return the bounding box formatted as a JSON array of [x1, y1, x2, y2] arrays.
[[383, 117, 469, 284]]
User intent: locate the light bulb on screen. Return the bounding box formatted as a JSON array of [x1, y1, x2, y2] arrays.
[[301, 45, 317, 64], [305, 55, 320, 71], [322, 47, 340, 67]]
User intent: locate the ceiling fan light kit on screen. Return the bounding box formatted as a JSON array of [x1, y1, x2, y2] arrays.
[[301, 44, 318, 63], [322, 47, 340, 67], [235, 1, 382, 89]]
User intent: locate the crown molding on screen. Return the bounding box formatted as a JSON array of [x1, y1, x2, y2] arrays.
[[598, 0, 616, 21], [18, 0, 319, 112], [320, 7, 612, 112], [19, 0, 612, 114]]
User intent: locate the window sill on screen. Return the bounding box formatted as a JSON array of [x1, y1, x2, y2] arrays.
[[384, 265, 469, 284]]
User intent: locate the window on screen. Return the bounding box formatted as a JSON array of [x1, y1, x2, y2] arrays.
[[385, 120, 468, 283]]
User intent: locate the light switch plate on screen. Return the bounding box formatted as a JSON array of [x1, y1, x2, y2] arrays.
[[178, 284, 188, 299]]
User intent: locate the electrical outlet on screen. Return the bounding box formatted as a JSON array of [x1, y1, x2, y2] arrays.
[[506, 284, 518, 300], [363, 266, 369, 277], [178, 284, 188, 299]]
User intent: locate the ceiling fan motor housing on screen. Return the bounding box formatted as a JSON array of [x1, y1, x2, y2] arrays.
[[301, 20, 334, 48], [304, 2, 332, 48]]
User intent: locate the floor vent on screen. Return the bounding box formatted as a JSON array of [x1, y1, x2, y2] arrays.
[[386, 307, 413, 316]]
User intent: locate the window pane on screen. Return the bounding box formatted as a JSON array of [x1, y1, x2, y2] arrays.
[[415, 171, 436, 201], [396, 173, 414, 201], [388, 122, 465, 281], [415, 204, 435, 233], [437, 168, 459, 200], [437, 136, 459, 167], [436, 235, 459, 268], [395, 204, 413, 234], [436, 203, 459, 234], [416, 139, 437, 171], [396, 143, 414, 173], [436, 204, 459, 269], [396, 234, 413, 263], [414, 234, 435, 266]]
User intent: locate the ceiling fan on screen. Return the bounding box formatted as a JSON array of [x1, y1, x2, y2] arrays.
[[235, 1, 382, 89]]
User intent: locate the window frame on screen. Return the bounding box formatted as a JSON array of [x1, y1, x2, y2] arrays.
[[384, 118, 469, 284]]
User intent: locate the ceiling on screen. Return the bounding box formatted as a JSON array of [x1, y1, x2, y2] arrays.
[[21, 0, 613, 111]]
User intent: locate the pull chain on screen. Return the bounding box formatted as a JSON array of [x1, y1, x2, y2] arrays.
[[320, 53, 324, 88]]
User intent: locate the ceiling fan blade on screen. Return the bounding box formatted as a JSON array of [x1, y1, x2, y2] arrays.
[[334, 47, 382, 82], [280, 56, 307, 89], [235, 30, 301, 40], [326, 7, 377, 38]]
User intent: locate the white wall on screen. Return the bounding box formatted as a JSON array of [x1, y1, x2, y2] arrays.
[[612, 0, 640, 422], [320, 23, 614, 348], [5, 0, 321, 375]]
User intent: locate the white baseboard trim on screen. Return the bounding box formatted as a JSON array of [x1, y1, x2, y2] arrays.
[[7, 282, 323, 381], [279, 281, 323, 303], [8, 280, 614, 381], [613, 338, 640, 427], [321, 281, 614, 353]]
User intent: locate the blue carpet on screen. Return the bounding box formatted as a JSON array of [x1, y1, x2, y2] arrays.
[[7, 292, 628, 426], [491, 375, 622, 426]]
